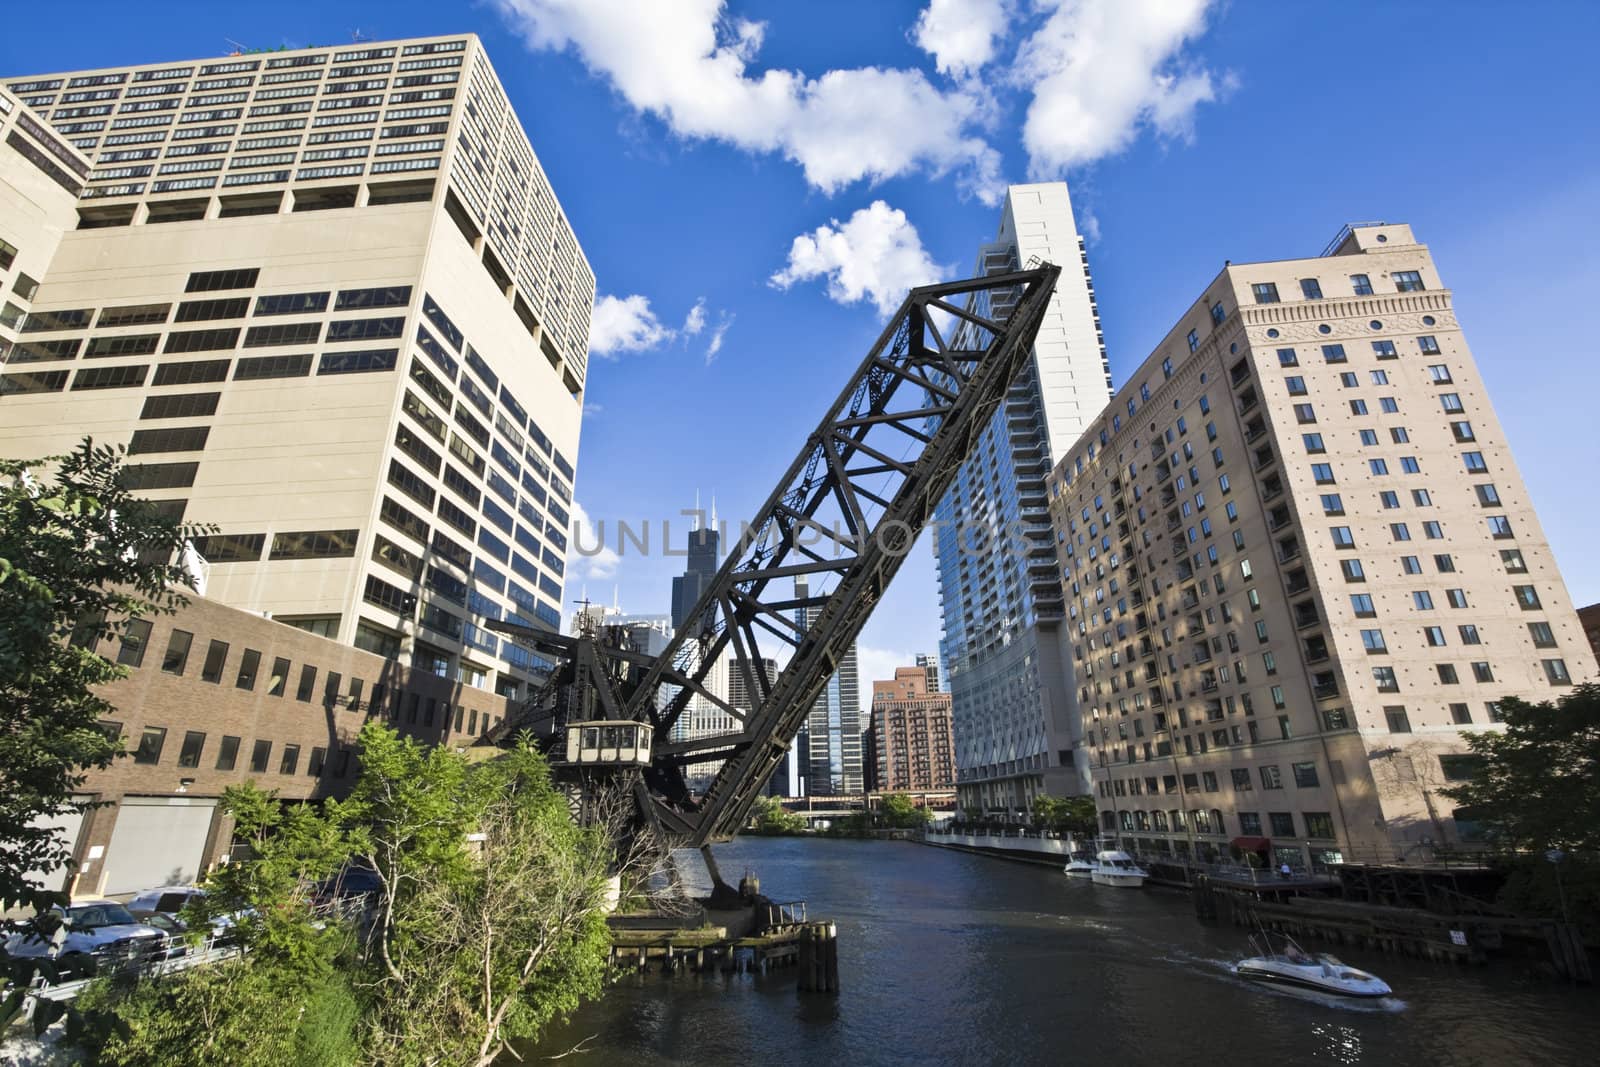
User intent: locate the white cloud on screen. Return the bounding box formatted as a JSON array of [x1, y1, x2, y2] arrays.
[[569, 501, 621, 581], [1015, 0, 1229, 176], [769, 201, 950, 315], [705, 313, 734, 364], [492, 0, 1004, 203], [682, 297, 707, 336], [855, 644, 920, 691], [912, 0, 1012, 78], [589, 293, 675, 357]]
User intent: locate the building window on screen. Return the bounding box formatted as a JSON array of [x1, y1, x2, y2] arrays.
[[161, 629, 194, 675], [1371, 340, 1397, 360], [1437, 663, 1459, 684], [117, 619, 154, 667], [1418, 335, 1441, 355], [1446, 588, 1469, 609], [1304, 812, 1336, 840], [133, 726, 167, 764], [1285, 376, 1307, 396], [1350, 399, 1368, 416], [215, 735, 240, 771], [1373, 666, 1399, 692], [177, 730, 206, 768], [1380, 396, 1399, 414], [1384, 706, 1412, 733], [1299, 279, 1322, 300], [1393, 270, 1425, 292], [1231, 768, 1254, 791], [1360, 629, 1387, 653], [1321, 344, 1347, 363], [1513, 585, 1542, 610], [296, 664, 318, 702], [1413, 590, 1435, 610], [1350, 594, 1375, 617], [1528, 621, 1556, 648], [1330, 526, 1354, 548], [1389, 520, 1408, 540], [1350, 274, 1373, 296], [1434, 554, 1455, 573], [1471, 661, 1494, 683], [1303, 433, 1325, 454], [1277, 348, 1298, 367], [1252, 282, 1280, 304], [1312, 463, 1335, 484], [1292, 762, 1319, 788], [1441, 392, 1466, 413], [1185, 331, 1197, 354], [1448, 703, 1472, 725], [1362, 431, 1381, 448], [280, 744, 300, 775], [1380, 490, 1399, 508], [1210, 301, 1225, 324], [1260, 765, 1283, 789], [1340, 559, 1365, 582], [199, 639, 229, 683], [267, 657, 290, 697], [1544, 659, 1572, 685], [1424, 626, 1446, 646], [1321, 493, 1344, 515], [1458, 624, 1482, 645], [1402, 555, 1423, 575], [249, 740, 272, 774], [1486, 515, 1514, 539], [235, 648, 260, 689]]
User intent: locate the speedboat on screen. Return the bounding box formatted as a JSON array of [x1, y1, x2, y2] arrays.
[[1063, 852, 1096, 877], [1089, 850, 1148, 887], [1235, 934, 1392, 998]]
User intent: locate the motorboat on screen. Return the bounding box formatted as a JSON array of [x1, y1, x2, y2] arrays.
[[1235, 933, 1393, 998], [1089, 850, 1148, 887], [1063, 852, 1096, 876]]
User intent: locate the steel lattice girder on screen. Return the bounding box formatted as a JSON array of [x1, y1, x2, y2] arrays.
[[491, 264, 1060, 847]]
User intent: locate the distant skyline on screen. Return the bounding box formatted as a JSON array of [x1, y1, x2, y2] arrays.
[[6, 1, 1598, 688]]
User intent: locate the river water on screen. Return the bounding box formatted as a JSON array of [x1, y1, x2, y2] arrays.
[[531, 837, 1598, 1066]]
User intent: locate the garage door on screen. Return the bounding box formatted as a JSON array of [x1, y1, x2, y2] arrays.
[[100, 797, 218, 896], [20, 801, 87, 895]]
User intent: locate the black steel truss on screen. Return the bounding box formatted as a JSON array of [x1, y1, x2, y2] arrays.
[[489, 264, 1060, 847]]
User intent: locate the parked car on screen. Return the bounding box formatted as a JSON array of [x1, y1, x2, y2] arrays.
[[124, 910, 190, 960], [126, 885, 245, 946], [2, 901, 168, 978], [311, 862, 383, 919]]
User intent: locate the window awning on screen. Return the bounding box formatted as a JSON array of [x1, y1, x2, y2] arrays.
[[1231, 836, 1271, 852]]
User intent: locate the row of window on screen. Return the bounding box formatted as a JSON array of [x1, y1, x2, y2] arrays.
[[1249, 270, 1425, 305]]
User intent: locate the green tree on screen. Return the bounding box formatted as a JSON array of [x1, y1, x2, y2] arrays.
[[747, 795, 805, 834], [1, 441, 204, 912], [1439, 684, 1600, 852], [355, 723, 615, 1066], [878, 793, 931, 829], [78, 783, 360, 1067], [1032, 795, 1097, 836]]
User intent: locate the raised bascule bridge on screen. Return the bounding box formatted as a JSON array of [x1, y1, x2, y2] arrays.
[[479, 265, 1059, 980]]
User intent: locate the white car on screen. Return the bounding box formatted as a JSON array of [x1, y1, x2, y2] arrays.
[[126, 885, 244, 945], [2, 901, 168, 978]]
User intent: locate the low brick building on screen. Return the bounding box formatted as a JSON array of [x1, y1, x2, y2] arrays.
[[868, 668, 956, 793], [40, 593, 518, 900]]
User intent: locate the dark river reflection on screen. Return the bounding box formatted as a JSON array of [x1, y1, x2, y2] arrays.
[[530, 837, 1598, 1066]]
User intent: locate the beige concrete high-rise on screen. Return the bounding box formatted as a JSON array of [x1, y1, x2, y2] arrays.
[[0, 35, 596, 702], [1048, 223, 1595, 868]]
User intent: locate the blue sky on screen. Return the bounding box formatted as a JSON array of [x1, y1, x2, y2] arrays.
[[7, 1, 1598, 686]]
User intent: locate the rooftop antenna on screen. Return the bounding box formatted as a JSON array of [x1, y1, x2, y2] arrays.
[[350, 28, 370, 43], [693, 489, 701, 531], [223, 38, 250, 56]]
